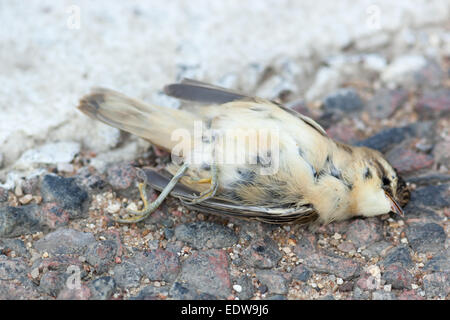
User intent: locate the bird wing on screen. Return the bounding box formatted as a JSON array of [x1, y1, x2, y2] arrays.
[[164, 78, 328, 137], [163, 78, 248, 104], [145, 168, 318, 224]]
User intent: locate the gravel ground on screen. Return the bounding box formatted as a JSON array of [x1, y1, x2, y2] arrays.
[[0, 52, 448, 300]]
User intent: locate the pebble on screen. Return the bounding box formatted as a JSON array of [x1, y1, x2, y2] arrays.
[[355, 122, 432, 153], [346, 218, 383, 248], [39, 270, 67, 297], [176, 249, 231, 299], [291, 264, 312, 282], [106, 163, 137, 191], [301, 251, 361, 280], [56, 285, 92, 300], [416, 88, 450, 117], [381, 245, 414, 269], [422, 272, 450, 298], [174, 221, 238, 249], [0, 187, 8, 202], [88, 276, 117, 300], [0, 238, 30, 258], [86, 240, 118, 274], [387, 147, 434, 175], [34, 228, 96, 256], [40, 174, 88, 216], [112, 259, 143, 289], [169, 281, 217, 300], [233, 284, 242, 293], [361, 241, 392, 259], [367, 88, 408, 119], [233, 275, 255, 300], [0, 205, 43, 238], [406, 223, 446, 254], [18, 194, 33, 205], [256, 270, 289, 295], [242, 236, 282, 269], [424, 252, 450, 273], [382, 264, 413, 289], [133, 249, 181, 282]]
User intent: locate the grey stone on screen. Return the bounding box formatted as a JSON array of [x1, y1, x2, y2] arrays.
[[176, 249, 231, 299], [88, 276, 116, 300], [242, 236, 282, 269], [406, 223, 446, 254], [41, 174, 88, 216], [112, 259, 142, 289], [35, 228, 96, 255], [256, 270, 289, 295], [381, 245, 414, 268], [174, 221, 238, 249]]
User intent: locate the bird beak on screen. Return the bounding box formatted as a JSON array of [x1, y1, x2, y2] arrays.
[[385, 191, 404, 217]]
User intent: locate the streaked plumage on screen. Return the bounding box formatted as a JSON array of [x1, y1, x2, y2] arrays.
[[77, 79, 410, 225]]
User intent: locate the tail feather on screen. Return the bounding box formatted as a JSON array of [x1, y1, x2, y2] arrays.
[[78, 88, 198, 151]]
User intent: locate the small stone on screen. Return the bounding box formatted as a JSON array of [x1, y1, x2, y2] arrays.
[[387, 148, 434, 175], [86, 240, 118, 273], [367, 89, 408, 119], [345, 218, 382, 248], [0, 239, 29, 258], [106, 163, 137, 191], [174, 221, 238, 249], [40, 202, 71, 229], [133, 249, 180, 282], [0, 205, 43, 238], [88, 277, 116, 300], [381, 55, 427, 87], [397, 290, 425, 300], [355, 122, 432, 153], [169, 281, 217, 300], [233, 285, 242, 293], [57, 284, 91, 300], [233, 275, 254, 300], [422, 272, 450, 299], [256, 270, 289, 295], [35, 228, 96, 256], [106, 202, 121, 214], [40, 174, 88, 217], [361, 241, 392, 259], [39, 270, 67, 297], [382, 264, 413, 289], [337, 241, 356, 254], [0, 187, 8, 202], [18, 194, 33, 205], [424, 252, 450, 272], [291, 264, 312, 282], [371, 290, 396, 300], [131, 285, 169, 300], [416, 88, 450, 118], [176, 249, 231, 299], [301, 251, 360, 280], [407, 184, 449, 210], [336, 278, 344, 285], [242, 236, 282, 269], [14, 185, 23, 197], [332, 233, 342, 240], [323, 88, 364, 114], [406, 223, 446, 254], [112, 259, 142, 289], [381, 245, 414, 268]]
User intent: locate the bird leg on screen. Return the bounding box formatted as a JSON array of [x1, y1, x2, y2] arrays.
[[113, 163, 189, 223], [181, 161, 218, 205]]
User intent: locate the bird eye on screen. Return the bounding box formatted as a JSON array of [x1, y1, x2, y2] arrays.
[[382, 177, 391, 186]]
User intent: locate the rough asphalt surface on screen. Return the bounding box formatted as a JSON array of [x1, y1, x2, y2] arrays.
[[0, 56, 449, 300]]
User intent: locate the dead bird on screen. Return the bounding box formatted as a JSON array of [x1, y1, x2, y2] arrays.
[[77, 79, 410, 225]]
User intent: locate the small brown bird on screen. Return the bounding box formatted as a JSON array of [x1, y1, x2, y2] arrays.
[[77, 79, 410, 225]]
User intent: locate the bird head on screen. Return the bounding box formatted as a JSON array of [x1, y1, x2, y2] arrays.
[[350, 147, 410, 218]]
